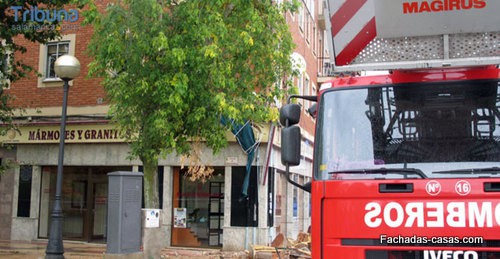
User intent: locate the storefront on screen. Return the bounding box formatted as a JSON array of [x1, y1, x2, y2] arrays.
[[38, 165, 131, 242], [171, 167, 225, 247], [2, 122, 140, 242], [2, 122, 313, 250]]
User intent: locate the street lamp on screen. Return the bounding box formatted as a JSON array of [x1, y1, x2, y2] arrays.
[[46, 55, 80, 259]]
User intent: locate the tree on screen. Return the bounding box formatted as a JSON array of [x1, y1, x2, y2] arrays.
[[87, 0, 296, 208]]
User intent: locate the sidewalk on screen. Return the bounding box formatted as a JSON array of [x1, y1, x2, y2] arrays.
[[0, 240, 106, 258], [0, 240, 251, 259]]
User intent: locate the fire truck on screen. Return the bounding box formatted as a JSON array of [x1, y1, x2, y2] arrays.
[[279, 0, 500, 258]]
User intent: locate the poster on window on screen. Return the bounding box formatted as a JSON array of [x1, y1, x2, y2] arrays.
[[173, 208, 187, 228]]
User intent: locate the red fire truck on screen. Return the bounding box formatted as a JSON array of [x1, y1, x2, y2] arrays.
[[280, 1, 500, 258]]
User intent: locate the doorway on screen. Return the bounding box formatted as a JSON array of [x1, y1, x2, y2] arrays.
[[91, 182, 107, 241], [39, 166, 131, 243], [171, 167, 225, 247]]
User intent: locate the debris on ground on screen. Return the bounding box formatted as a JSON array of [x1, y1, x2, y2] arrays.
[[287, 232, 311, 258], [252, 232, 311, 259], [161, 247, 250, 258]]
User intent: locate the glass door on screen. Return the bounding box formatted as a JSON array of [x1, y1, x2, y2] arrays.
[[63, 179, 88, 240], [91, 182, 107, 242], [39, 166, 130, 242]]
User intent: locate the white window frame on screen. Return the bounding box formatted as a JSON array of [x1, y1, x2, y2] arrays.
[[45, 41, 70, 80], [38, 34, 76, 88], [298, 4, 305, 34], [312, 25, 317, 56], [304, 75, 310, 110], [297, 74, 304, 96], [289, 0, 296, 20], [297, 74, 304, 108]]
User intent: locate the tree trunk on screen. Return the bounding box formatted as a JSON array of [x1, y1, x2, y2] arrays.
[[141, 155, 160, 209]]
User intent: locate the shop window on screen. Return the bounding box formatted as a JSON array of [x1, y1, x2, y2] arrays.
[[274, 170, 286, 232], [267, 167, 275, 227], [172, 167, 225, 247], [38, 166, 131, 241], [139, 166, 164, 209], [230, 166, 258, 227], [17, 165, 32, 217]]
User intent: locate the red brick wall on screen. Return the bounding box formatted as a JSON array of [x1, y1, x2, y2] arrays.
[[5, 3, 108, 109], [285, 1, 323, 136]]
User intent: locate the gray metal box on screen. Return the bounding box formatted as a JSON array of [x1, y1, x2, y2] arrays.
[[106, 171, 143, 254]]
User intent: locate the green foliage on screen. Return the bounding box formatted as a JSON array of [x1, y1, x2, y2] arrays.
[[0, 93, 15, 137], [0, 156, 16, 176], [87, 0, 295, 208]]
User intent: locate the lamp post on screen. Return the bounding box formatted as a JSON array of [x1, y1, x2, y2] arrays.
[[46, 55, 80, 259]]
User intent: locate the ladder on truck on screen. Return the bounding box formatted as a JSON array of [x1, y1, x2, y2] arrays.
[[323, 0, 500, 71]]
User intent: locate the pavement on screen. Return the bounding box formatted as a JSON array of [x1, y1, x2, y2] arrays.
[[0, 240, 251, 259], [0, 240, 106, 258]]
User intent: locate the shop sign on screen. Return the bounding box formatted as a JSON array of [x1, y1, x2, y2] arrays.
[[1, 124, 125, 144]]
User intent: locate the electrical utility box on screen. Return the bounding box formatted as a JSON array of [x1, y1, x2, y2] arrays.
[[106, 171, 143, 254]]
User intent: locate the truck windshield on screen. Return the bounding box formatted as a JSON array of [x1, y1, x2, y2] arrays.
[[316, 79, 500, 180]]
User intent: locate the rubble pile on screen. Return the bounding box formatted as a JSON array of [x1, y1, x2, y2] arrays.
[[253, 232, 311, 259]]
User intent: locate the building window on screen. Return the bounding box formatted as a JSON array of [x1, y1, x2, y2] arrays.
[[305, 16, 311, 44], [17, 165, 33, 217], [38, 34, 76, 88], [139, 166, 164, 209], [230, 166, 258, 227], [310, 83, 317, 119], [297, 74, 304, 95], [304, 76, 310, 109], [45, 41, 69, 79], [313, 26, 317, 56], [298, 5, 304, 33]]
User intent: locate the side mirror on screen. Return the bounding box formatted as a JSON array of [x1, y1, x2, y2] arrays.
[[281, 125, 301, 166], [307, 103, 317, 118], [280, 103, 301, 126], [303, 181, 312, 193], [279, 97, 312, 193]]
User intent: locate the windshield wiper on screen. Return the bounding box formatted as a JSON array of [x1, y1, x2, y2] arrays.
[[329, 168, 427, 179], [433, 167, 500, 175]]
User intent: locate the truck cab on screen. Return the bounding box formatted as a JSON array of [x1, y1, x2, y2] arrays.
[[280, 1, 500, 258], [282, 65, 500, 259]]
